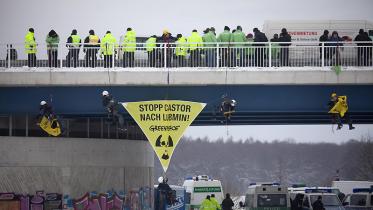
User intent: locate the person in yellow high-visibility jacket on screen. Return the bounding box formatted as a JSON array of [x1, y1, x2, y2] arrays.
[[100, 31, 118, 68], [146, 35, 158, 67], [188, 29, 203, 67], [210, 194, 222, 210], [175, 34, 187, 67], [24, 28, 37, 67], [66, 29, 81, 68], [328, 92, 355, 130], [122, 28, 136, 67], [200, 195, 215, 210], [84, 29, 100, 68]]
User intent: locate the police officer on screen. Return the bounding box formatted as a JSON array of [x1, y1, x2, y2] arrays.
[[146, 35, 157, 67], [175, 34, 187, 67], [66, 29, 81, 68], [122, 28, 136, 67], [211, 194, 221, 210], [25, 28, 37, 67], [101, 31, 117, 68], [200, 195, 214, 210], [84, 30, 100, 68], [188, 29, 203, 67]]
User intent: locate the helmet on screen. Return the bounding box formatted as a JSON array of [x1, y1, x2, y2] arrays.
[[102, 90, 109, 96], [163, 29, 169, 35], [40, 101, 47, 106], [158, 176, 164, 184], [231, 99, 237, 106], [331, 93, 337, 97]]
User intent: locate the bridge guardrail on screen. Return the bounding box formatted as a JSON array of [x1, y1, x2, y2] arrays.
[[0, 42, 372, 69]]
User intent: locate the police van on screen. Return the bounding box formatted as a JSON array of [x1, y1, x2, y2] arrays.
[[289, 188, 345, 210], [244, 183, 291, 210], [342, 187, 373, 210], [182, 175, 224, 210], [288, 186, 341, 196]]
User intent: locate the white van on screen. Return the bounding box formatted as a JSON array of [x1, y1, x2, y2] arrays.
[[262, 20, 373, 42], [182, 175, 224, 210], [332, 181, 373, 195], [342, 187, 373, 210], [244, 183, 291, 210], [290, 188, 345, 210]]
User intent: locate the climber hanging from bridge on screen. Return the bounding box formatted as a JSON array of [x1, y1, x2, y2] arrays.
[[37, 100, 62, 136], [102, 90, 126, 131], [220, 97, 237, 120], [328, 92, 355, 130]]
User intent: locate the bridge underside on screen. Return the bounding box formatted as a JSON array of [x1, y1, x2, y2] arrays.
[[1, 85, 373, 125]]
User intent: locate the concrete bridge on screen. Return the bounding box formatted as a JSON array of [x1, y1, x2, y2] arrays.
[[1, 67, 373, 125], [0, 66, 372, 198]]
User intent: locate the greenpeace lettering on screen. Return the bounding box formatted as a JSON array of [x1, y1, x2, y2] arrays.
[[122, 100, 206, 172], [149, 125, 180, 132]]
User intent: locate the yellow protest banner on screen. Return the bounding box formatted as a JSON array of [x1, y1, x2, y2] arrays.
[[122, 100, 206, 172], [39, 116, 61, 137], [328, 96, 348, 117]]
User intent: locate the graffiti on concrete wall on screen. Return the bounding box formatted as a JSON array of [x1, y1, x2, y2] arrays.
[[0, 187, 152, 210], [73, 192, 124, 210], [0, 193, 20, 210], [0, 192, 62, 210]]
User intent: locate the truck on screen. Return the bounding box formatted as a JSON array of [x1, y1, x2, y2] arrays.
[[332, 181, 373, 195], [182, 175, 224, 210], [244, 183, 291, 210], [262, 20, 373, 42]]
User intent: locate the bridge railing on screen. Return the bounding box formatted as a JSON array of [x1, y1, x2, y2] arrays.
[[0, 41, 372, 69]]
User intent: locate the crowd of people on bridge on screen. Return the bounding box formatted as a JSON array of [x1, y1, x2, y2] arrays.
[[23, 26, 289, 68], [318, 29, 372, 66], [4, 27, 373, 68]]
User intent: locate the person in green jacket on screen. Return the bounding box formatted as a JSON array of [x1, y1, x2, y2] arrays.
[[101, 31, 118, 68], [146, 35, 157, 67], [231, 26, 247, 67], [211, 194, 222, 210], [25, 28, 37, 67], [187, 29, 203, 67], [270, 34, 280, 67], [217, 26, 232, 67], [122, 28, 136, 67], [203, 28, 217, 67], [46, 30, 60, 68], [175, 34, 187, 67], [200, 195, 215, 210], [246, 33, 255, 66]]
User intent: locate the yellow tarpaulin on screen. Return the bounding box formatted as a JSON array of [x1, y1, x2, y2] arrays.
[[122, 100, 206, 172], [328, 96, 348, 117], [39, 116, 61, 137]]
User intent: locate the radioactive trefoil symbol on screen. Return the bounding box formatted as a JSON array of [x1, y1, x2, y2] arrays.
[[155, 135, 173, 160]]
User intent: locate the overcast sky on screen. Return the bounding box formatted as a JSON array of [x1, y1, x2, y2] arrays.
[[1, 0, 372, 143], [1, 0, 373, 44]]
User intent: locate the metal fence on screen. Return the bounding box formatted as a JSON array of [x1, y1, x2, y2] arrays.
[[0, 42, 372, 69]]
